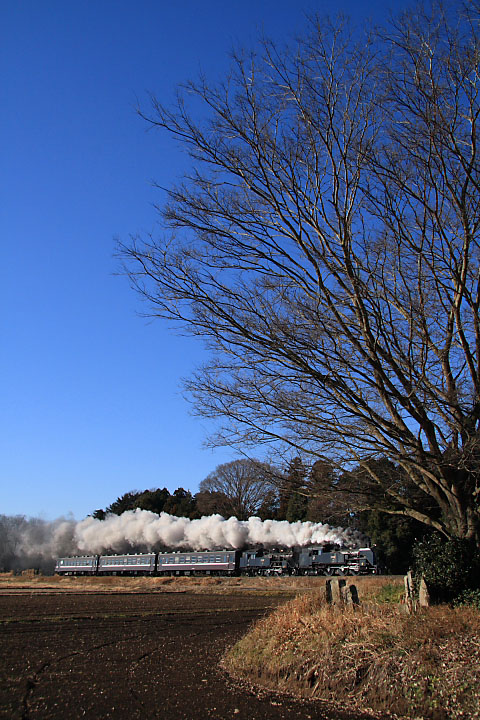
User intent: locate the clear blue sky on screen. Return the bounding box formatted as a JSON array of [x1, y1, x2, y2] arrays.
[[2, 0, 407, 520]]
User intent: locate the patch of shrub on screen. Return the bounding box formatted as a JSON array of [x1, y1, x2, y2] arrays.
[[412, 534, 480, 603], [453, 589, 480, 610]]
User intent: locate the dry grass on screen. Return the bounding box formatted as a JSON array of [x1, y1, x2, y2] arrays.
[[222, 592, 480, 719], [0, 571, 402, 596]]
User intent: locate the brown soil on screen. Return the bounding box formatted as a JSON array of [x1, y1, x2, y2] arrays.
[[0, 587, 379, 720]]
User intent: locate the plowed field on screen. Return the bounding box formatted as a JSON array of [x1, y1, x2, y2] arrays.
[[0, 588, 376, 720]]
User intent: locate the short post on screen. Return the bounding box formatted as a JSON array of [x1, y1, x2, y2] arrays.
[[404, 571, 417, 613], [418, 577, 430, 607], [325, 578, 359, 609], [325, 579, 333, 604], [345, 584, 360, 607], [331, 577, 346, 605]]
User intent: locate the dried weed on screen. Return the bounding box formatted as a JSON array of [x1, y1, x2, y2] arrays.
[[223, 595, 480, 719]]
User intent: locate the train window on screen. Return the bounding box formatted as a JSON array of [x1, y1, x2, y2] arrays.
[[175, 556, 179, 563], [216, 556, 221, 562], [179, 557, 185, 563]]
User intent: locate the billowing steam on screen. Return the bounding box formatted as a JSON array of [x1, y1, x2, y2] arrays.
[[0, 510, 366, 572], [75, 510, 364, 554], [0, 515, 78, 573]]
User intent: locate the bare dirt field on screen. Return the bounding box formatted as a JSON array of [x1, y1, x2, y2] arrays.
[[0, 578, 388, 720]]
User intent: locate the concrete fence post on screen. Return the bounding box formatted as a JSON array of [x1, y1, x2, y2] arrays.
[[325, 578, 360, 609]]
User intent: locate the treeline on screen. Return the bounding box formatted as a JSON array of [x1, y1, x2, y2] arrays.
[[92, 458, 429, 574]]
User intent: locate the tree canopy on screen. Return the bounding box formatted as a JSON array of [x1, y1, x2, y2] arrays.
[[122, 3, 480, 543]]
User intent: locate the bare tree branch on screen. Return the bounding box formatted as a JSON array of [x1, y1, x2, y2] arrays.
[[120, 3, 480, 543]]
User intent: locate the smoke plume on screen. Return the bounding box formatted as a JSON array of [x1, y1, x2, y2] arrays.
[[75, 510, 365, 553], [0, 515, 77, 573], [0, 510, 366, 572]]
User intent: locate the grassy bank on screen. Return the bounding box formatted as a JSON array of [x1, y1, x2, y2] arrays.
[[222, 589, 480, 719]]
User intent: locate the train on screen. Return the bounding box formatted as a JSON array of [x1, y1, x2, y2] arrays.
[[55, 545, 378, 577]]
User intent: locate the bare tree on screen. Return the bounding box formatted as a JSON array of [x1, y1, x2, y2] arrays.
[[121, 3, 480, 543], [199, 459, 277, 520]]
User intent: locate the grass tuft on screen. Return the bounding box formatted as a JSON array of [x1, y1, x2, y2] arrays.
[[222, 593, 480, 719]]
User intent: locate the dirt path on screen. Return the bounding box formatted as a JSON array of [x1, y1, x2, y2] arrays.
[[0, 591, 378, 720]]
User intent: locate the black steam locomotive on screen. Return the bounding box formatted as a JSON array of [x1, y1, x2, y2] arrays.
[[55, 545, 378, 576]]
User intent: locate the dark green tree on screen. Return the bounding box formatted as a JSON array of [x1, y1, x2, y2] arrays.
[[357, 510, 429, 574], [305, 460, 342, 523], [134, 488, 171, 514], [106, 491, 143, 515], [413, 533, 480, 602], [277, 458, 308, 522], [163, 488, 196, 517]]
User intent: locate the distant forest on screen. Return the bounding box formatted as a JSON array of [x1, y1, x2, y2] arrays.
[[91, 458, 429, 574]]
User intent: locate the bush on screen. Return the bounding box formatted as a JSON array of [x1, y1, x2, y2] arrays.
[[453, 589, 480, 610], [412, 534, 480, 603]]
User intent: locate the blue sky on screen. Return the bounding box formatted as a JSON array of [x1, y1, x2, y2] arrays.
[[2, 0, 407, 520]]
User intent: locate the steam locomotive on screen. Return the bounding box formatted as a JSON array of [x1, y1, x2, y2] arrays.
[[55, 545, 378, 576]]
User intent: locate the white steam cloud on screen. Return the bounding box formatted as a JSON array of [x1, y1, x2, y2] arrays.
[[0, 511, 366, 572], [75, 510, 364, 554]]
